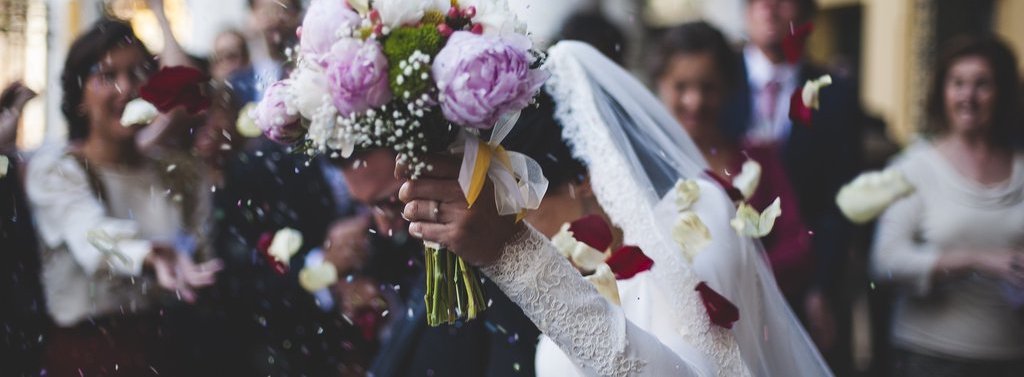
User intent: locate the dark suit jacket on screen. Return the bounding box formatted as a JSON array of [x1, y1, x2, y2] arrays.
[[206, 138, 369, 376], [722, 56, 863, 295], [368, 240, 540, 377]]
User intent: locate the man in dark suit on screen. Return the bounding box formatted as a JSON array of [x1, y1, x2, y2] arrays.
[[210, 138, 373, 376], [334, 148, 540, 377], [722, 0, 863, 373]]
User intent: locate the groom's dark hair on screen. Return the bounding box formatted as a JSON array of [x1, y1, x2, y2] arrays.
[[502, 90, 588, 189]]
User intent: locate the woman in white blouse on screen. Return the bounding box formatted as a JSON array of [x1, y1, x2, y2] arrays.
[[872, 35, 1024, 376], [26, 19, 219, 375]]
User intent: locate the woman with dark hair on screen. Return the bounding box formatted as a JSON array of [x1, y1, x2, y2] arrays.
[[652, 22, 814, 311], [871, 35, 1024, 377], [26, 19, 220, 375]]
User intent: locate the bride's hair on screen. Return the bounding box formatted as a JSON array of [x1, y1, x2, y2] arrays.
[[503, 89, 587, 189]]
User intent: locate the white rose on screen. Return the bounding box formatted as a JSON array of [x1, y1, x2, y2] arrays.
[[299, 261, 339, 292], [673, 211, 711, 263], [801, 74, 833, 110], [0, 155, 8, 179], [732, 160, 762, 200], [730, 197, 782, 238], [289, 64, 330, 119], [376, 0, 450, 29], [268, 227, 304, 265], [673, 179, 701, 211], [585, 263, 620, 306], [459, 0, 526, 36], [120, 98, 158, 127], [836, 168, 914, 224], [236, 102, 262, 138]]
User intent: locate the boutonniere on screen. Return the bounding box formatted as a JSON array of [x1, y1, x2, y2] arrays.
[[836, 168, 914, 224], [789, 74, 832, 127], [551, 214, 655, 305]]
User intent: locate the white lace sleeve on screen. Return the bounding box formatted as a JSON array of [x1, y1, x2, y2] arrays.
[[480, 225, 712, 377]]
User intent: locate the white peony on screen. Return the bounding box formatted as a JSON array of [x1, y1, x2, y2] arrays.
[[268, 228, 304, 266], [376, 0, 450, 30], [801, 74, 832, 110], [673, 179, 701, 211], [672, 211, 711, 263], [299, 261, 339, 292], [0, 155, 8, 179], [732, 160, 762, 200], [120, 98, 158, 127], [731, 197, 782, 238], [585, 263, 620, 305], [289, 64, 330, 119], [836, 168, 914, 224], [459, 0, 527, 36]]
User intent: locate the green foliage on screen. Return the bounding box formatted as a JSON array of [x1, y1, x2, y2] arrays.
[[382, 25, 444, 99]]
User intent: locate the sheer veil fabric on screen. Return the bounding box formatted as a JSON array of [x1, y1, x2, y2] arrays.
[[538, 41, 832, 377]]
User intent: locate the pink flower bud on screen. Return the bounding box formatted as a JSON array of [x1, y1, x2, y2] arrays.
[[462, 6, 477, 19], [437, 23, 454, 38], [470, 23, 483, 35]]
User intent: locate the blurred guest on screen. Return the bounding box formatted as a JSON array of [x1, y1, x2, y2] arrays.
[[653, 21, 813, 307], [210, 29, 251, 83], [212, 137, 372, 375], [230, 0, 302, 104], [0, 81, 37, 152], [723, 0, 863, 364], [26, 19, 221, 376], [556, 11, 626, 65], [872, 35, 1024, 377]]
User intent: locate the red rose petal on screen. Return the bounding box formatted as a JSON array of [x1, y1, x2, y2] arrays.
[[703, 170, 744, 202], [782, 22, 814, 64], [695, 282, 740, 329], [568, 214, 613, 251], [139, 66, 210, 114], [788, 86, 813, 127], [605, 246, 654, 280]]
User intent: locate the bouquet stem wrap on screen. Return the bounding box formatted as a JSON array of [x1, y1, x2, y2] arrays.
[[424, 111, 548, 326]]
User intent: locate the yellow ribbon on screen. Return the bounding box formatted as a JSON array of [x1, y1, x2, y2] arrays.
[[465, 140, 529, 222]]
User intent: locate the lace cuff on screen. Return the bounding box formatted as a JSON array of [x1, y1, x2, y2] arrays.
[[482, 225, 707, 377]]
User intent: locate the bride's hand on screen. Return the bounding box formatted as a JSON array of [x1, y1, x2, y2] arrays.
[[396, 155, 525, 266]]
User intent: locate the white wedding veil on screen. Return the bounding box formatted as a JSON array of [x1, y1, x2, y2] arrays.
[[542, 41, 832, 377]]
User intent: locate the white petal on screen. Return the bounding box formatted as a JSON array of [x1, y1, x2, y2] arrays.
[[585, 264, 620, 306], [120, 98, 159, 127], [731, 197, 782, 238], [236, 102, 262, 138], [672, 211, 711, 263], [673, 179, 701, 211], [571, 242, 608, 273], [732, 160, 762, 200], [268, 228, 304, 265], [299, 261, 339, 292], [801, 74, 833, 110], [836, 168, 914, 224], [0, 155, 8, 178]]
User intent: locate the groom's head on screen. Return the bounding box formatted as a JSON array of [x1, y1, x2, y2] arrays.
[[333, 149, 407, 238]]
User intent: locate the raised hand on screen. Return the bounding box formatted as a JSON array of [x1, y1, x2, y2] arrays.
[[146, 244, 223, 303], [396, 155, 524, 266], [324, 215, 372, 275]]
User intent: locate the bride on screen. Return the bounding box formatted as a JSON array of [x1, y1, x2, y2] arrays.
[[397, 41, 831, 376]]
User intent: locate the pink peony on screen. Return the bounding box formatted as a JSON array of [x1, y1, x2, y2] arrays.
[[324, 39, 392, 117], [432, 31, 547, 129], [253, 81, 304, 144], [299, 0, 361, 64]]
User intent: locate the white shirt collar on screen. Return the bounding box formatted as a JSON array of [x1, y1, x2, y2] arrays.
[[743, 45, 798, 89]]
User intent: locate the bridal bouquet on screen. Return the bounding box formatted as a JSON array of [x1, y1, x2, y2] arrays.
[[253, 0, 549, 326]]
